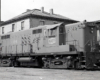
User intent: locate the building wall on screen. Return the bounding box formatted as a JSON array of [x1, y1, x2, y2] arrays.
[[30, 17, 61, 28], [0, 17, 74, 35], [0, 18, 30, 35], [30, 17, 75, 28]]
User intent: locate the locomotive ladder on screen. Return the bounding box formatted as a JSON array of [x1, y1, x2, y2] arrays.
[[70, 40, 86, 69], [78, 40, 92, 69], [78, 52, 86, 69]]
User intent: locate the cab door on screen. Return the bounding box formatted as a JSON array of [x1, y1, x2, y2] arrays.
[[59, 24, 66, 45]]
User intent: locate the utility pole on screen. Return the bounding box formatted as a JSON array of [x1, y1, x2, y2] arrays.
[[0, 0, 1, 22]]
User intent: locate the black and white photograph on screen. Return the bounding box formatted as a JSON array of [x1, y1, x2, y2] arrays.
[[0, 0, 100, 80]]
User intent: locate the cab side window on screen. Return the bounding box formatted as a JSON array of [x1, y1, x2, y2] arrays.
[[48, 27, 57, 37], [33, 29, 42, 34]]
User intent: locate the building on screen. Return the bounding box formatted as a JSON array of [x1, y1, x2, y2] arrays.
[[0, 7, 78, 35]]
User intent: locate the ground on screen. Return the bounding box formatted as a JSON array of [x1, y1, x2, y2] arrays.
[[0, 67, 100, 80]]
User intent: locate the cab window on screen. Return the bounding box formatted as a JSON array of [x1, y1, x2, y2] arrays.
[[33, 29, 42, 34], [48, 27, 57, 37]]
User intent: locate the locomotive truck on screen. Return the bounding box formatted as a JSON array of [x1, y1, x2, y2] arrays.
[[0, 21, 100, 69]]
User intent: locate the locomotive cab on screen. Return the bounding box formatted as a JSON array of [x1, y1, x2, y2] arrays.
[[38, 23, 70, 54], [43, 23, 66, 47]]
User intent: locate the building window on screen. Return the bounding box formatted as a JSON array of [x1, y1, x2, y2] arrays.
[[2, 27, 4, 34], [40, 21, 45, 25], [38, 29, 42, 33], [21, 21, 24, 30], [12, 24, 15, 32]]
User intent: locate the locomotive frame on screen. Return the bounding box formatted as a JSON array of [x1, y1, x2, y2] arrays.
[[0, 21, 100, 69]]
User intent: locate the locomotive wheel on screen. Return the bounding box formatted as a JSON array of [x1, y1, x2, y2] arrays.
[[42, 61, 50, 69], [13, 61, 20, 67], [67, 60, 72, 68], [45, 64, 50, 68], [74, 61, 80, 69], [9, 60, 14, 67], [43, 63, 50, 69]]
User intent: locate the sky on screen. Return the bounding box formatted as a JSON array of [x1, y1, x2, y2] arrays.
[[1, 0, 100, 21]]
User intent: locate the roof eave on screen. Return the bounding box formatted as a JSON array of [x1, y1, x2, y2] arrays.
[[1, 14, 78, 26]]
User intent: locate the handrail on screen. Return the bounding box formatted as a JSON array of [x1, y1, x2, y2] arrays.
[[66, 40, 78, 51]]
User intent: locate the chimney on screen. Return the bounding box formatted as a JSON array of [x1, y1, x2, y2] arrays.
[[50, 9, 53, 15], [41, 7, 44, 13]]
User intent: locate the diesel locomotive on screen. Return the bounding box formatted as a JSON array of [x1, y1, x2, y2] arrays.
[[0, 21, 100, 69]]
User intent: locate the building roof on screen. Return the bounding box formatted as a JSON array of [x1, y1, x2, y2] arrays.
[[1, 9, 78, 26]]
